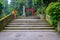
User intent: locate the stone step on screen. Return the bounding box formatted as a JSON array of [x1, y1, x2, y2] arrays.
[[5, 27, 54, 30], [7, 25, 51, 27], [17, 17, 40, 19], [2, 30, 56, 32], [11, 19, 47, 23], [17, 16, 40, 19], [11, 19, 46, 23], [14, 19, 41, 20], [13, 19, 45, 21], [9, 23, 49, 25], [11, 21, 48, 23]]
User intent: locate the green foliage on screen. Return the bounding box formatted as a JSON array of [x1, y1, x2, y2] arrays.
[[45, 2, 60, 26], [32, 0, 43, 11], [10, 0, 27, 16], [58, 0, 60, 2], [26, 12, 32, 16], [18, 11, 23, 16], [0, 3, 4, 18], [43, 0, 57, 6], [35, 5, 46, 16], [0, 3, 4, 10], [35, 8, 40, 16]]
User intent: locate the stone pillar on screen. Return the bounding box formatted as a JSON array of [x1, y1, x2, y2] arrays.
[[22, 6, 26, 16]]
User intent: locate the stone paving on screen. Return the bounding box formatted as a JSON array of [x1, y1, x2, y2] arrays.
[[0, 31, 60, 40]]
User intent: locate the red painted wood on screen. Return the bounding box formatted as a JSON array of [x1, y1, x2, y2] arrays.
[[14, 9, 17, 19], [26, 8, 35, 16]]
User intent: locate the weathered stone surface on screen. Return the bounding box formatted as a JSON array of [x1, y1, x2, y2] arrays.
[[0, 31, 60, 40]]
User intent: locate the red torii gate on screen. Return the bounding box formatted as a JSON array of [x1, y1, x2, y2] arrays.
[[26, 8, 35, 16]]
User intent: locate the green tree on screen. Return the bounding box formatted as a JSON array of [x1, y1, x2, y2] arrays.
[[43, 0, 57, 6], [0, 3, 4, 18]]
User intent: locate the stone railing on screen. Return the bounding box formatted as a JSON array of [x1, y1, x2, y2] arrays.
[[46, 14, 50, 20], [46, 14, 60, 32], [0, 14, 14, 31], [57, 19, 60, 32], [45, 14, 52, 25]]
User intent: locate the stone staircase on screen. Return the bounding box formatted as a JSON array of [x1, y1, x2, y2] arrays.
[[3, 16, 55, 32]]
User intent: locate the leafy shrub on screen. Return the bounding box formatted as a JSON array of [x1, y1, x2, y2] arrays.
[[45, 2, 60, 26]]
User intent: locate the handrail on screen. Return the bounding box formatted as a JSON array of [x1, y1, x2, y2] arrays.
[[0, 14, 11, 21]]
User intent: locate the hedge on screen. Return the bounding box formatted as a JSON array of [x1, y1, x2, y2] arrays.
[[45, 2, 60, 27]]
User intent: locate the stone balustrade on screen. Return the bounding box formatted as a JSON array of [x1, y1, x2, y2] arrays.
[[57, 19, 60, 32]]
